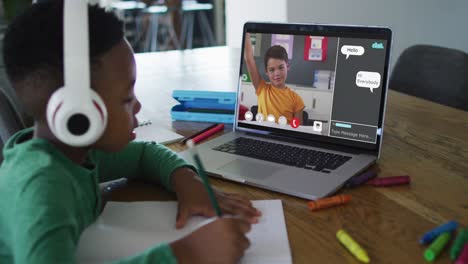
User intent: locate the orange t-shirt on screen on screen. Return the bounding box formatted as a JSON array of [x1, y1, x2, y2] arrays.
[[256, 79, 305, 124]]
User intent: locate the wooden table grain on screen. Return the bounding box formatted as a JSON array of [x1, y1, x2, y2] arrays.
[[111, 47, 468, 264]]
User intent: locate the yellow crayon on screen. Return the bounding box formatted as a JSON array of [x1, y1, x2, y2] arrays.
[[336, 229, 370, 263]]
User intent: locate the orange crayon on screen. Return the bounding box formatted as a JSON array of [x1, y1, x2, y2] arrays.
[[308, 194, 352, 211]]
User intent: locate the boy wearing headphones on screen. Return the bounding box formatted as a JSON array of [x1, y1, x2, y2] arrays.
[[0, 2, 260, 264]]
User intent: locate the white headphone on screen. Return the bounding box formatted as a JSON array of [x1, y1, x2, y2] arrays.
[[46, 0, 108, 147]]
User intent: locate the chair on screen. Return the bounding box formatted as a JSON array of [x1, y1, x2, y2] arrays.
[[179, 1, 215, 49], [110, 1, 147, 52], [142, 5, 182, 51], [0, 88, 26, 163], [389, 45, 468, 111]]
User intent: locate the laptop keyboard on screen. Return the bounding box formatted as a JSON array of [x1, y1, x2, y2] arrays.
[[212, 137, 352, 173]]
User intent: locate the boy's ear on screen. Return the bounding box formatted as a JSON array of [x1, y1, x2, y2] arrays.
[[287, 63, 291, 70]]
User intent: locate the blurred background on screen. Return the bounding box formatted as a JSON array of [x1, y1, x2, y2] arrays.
[[1, 0, 467, 123], [98, 0, 224, 53], [1, 0, 467, 64]]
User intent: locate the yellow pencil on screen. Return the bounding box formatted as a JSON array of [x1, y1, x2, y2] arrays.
[[336, 229, 370, 263]]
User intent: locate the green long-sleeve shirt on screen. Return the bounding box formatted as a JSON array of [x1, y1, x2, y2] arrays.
[[0, 128, 192, 263]]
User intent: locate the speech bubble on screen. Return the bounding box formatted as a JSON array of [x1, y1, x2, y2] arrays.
[[356, 71, 381, 93], [341, 45, 365, 59]]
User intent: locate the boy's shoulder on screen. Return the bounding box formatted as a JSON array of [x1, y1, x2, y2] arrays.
[[0, 129, 75, 187], [256, 79, 269, 95], [258, 81, 296, 94], [0, 129, 90, 216]]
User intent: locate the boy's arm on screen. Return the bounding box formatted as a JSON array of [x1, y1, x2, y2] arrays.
[[12, 169, 181, 264], [244, 33, 262, 90], [13, 172, 83, 264], [94, 141, 195, 191]]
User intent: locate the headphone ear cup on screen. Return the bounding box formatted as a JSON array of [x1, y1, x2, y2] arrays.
[[46, 87, 108, 147], [46, 87, 66, 137], [89, 89, 108, 132]]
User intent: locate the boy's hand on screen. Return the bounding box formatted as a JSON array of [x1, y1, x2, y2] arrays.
[[171, 168, 262, 229], [243, 32, 262, 89], [170, 217, 251, 264]]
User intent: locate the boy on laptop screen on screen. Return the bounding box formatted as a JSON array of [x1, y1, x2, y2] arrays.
[[243, 33, 305, 126], [238, 30, 388, 144]]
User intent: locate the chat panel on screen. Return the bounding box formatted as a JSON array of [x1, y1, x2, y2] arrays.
[[330, 38, 387, 143]]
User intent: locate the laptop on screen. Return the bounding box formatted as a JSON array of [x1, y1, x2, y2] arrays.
[[180, 22, 392, 200]]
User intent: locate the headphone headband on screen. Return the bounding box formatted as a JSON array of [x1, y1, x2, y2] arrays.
[[64, 0, 90, 102], [46, 0, 108, 147]]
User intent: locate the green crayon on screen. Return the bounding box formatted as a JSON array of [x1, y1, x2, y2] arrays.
[[450, 229, 468, 260], [424, 232, 451, 262]]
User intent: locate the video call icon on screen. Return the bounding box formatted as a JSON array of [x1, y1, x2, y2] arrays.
[[267, 114, 276, 123], [255, 113, 264, 122], [278, 116, 287, 126], [313, 121, 322, 132], [291, 117, 300, 128], [244, 111, 253, 121]]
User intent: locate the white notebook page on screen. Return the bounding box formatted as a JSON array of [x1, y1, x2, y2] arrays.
[[76, 200, 292, 264]]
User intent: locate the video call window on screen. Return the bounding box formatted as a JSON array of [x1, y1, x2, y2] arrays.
[[238, 32, 387, 144]]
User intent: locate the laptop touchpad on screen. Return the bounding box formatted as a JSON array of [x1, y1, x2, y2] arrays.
[[216, 159, 279, 180]]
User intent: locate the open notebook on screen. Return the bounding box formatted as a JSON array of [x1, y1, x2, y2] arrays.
[[134, 120, 184, 145], [76, 200, 292, 264]]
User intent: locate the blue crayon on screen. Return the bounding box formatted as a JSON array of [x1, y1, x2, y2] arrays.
[[419, 220, 458, 245], [346, 170, 377, 188]]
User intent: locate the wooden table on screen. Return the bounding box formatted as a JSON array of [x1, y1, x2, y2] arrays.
[[112, 46, 468, 263]]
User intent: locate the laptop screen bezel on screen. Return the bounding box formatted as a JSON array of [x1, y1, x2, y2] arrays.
[[235, 22, 393, 155]]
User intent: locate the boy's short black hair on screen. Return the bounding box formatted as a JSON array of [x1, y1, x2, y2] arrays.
[[263, 45, 289, 70], [2, 0, 124, 120]]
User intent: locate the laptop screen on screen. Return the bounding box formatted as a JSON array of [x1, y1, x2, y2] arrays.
[[236, 22, 392, 151]]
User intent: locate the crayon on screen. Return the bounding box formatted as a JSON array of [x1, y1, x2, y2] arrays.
[[308, 194, 351, 211], [420, 220, 458, 244], [336, 229, 370, 263], [366, 175, 410, 187], [424, 232, 451, 262], [455, 244, 468, 264], [182, 123, 219, 144], [102, 178, 128, 194], [191, 124, 225, 144], [346, 170, 377, 188], [451, 229, 468, 260]]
